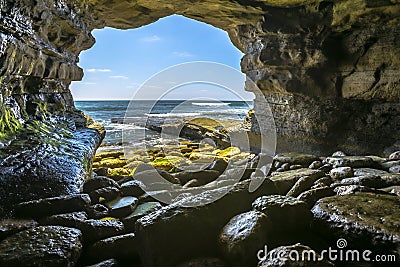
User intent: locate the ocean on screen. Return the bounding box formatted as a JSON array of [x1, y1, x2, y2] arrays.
[[75, 100, 253, 151]]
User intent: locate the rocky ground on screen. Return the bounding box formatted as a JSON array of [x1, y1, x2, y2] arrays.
[[0, 145, 399, 266]]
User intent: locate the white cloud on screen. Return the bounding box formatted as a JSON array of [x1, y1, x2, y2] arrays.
[[86, 68, 112, 73], [142, 35, 161, 42], [172, 51, 195, 58], [110, 75, 129, 79]]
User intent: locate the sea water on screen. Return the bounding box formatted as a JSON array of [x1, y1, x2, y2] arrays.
[[75, 100, 252, 151]]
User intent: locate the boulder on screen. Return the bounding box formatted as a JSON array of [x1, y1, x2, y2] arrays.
[[106, 197, 138, 218], [297, 187, 336, 209], [324, 156, 374, 168], [333, 185, 389, 196], [332, 151, 346, 157], [273, 153, 319, 166], [0, 219, 38, 240], [339, 175, 387, 188], [83, 176, 121, 193], [39, 211, 88, 227], [89, 187, 120, 203], [379, 160, 400, 171], [312, 193, 400, 254], [174, 170, 221, 186], [219, 211, 272, 267], [79, 219, 125, 244], [120, 180, 145, 197], [122, 202, 162, 231], [286, 174, 322, 197], [389, 165, 400, 173], [329, 167, 353, 180], [389, 151, 400, 160], [0, 226, 82, 266], [381, 186, 400, 196], [39, 211, 124, 244], [135, 179, 277, 267], [16, 194, 91, 218], [252, 195, 311, 230], [87, 204, 109, 219], [134, 169, 180, 185], [85, 233, 139, 263], [311, 177, 333, 189], [353, 168, 388, 176], [380, 173, 400, 186], [309, 160, 323, 169], [270, 169, 324, 194]]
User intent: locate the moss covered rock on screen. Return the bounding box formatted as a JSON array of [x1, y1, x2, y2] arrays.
[[312, 193, 400, 254]]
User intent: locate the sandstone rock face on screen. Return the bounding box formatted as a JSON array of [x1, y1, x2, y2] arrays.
[[1, 0, 400, 210]]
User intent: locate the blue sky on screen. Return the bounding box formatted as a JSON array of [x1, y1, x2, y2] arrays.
[[71, 15, 253, 101]]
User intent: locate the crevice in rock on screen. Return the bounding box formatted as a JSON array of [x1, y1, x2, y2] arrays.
[[368, 63, 386, 93]]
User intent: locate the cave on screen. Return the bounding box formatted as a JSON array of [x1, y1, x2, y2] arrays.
[[1, 0, 400, 266]]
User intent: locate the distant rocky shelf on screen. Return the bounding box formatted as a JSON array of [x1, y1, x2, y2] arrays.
[[111, 116, 244, 149]]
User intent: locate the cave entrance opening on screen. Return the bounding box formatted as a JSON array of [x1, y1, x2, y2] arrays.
[[71, 14, 254, 148]]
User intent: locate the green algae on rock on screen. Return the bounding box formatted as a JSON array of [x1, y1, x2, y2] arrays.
[[312, 193, 400, 253]]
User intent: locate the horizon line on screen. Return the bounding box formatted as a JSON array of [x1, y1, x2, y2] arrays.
[[74, 99, 254, 101]]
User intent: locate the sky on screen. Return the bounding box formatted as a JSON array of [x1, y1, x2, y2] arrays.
[[70, 15, 254, 101]]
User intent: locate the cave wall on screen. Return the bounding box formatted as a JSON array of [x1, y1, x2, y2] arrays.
[[1, 0, 400, 212]]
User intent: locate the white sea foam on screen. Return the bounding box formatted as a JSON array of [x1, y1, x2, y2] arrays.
[[106, 123, 146, 131], [145, 112, 201, 118], [192, 102, 230, 107]]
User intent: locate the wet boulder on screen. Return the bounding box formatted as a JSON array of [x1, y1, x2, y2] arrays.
[[273, 153, 320, 167], [85, 233, 139, 264], [106, 196, 138, 218], [297, 187, 336, 209], [0, 219, 38, 240], [83, 176, 121, 193], [311, 193, 400, 255], [329, 167, 353, 180], [252, 195, 311, 231], [270, 169, 324, 195], [120, 180, 145, 197], [324, 156, 374, 168], [136, 179, 278, 267], [79, 219, 125, 244], [89, 187, 121, 203], [0, 226, 82, 266], [122, 202, 162, 231], [16, 194, 91, 218], [339, 175, 387, 188], [39, 211, 88, 227], [219, 211, 272, 267]]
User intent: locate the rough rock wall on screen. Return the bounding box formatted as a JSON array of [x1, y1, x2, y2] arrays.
[[0, 0, 103, 216], [238, 1, 400, 155], [1, 0, 400, 212]]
